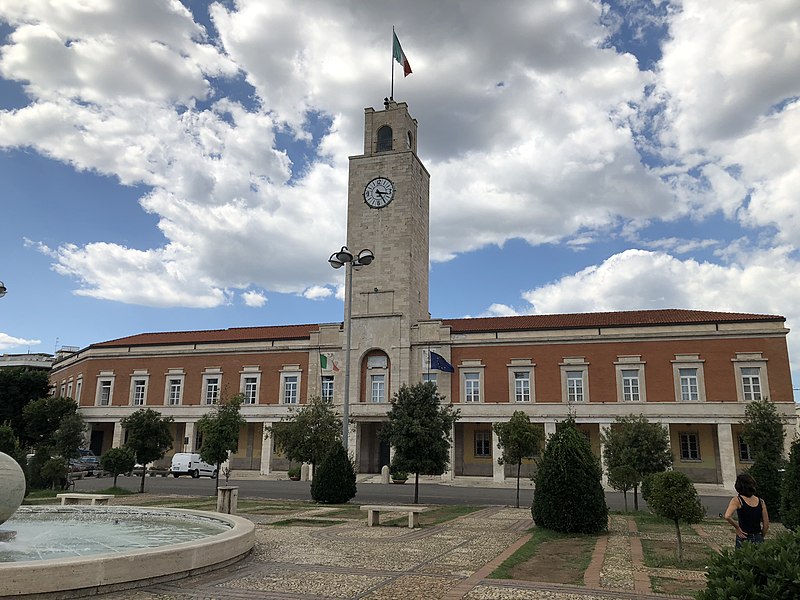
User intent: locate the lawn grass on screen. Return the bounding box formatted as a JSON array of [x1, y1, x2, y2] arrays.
[[641, 538, 716, 571], [489, 527, 597, 582], [632, 512, 676, 535], [650, 575, 707, 596]]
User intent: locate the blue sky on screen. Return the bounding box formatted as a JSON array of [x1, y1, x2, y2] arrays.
[[0, 1, 798, 398]]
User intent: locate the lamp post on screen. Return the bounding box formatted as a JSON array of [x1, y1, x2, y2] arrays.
[[328, 246, 374, 453], [0, 281, 6, 298]]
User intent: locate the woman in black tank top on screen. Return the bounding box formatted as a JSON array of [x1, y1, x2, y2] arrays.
[[724, 473, 770, 548]]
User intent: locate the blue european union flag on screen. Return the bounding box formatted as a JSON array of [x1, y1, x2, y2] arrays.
[[429, 351, 454, 372]]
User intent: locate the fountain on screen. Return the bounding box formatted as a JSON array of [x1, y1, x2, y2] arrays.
[[0, 452, 255, 597]]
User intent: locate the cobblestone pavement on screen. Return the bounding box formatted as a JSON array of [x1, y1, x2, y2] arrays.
[[91, 501, 778, 600]]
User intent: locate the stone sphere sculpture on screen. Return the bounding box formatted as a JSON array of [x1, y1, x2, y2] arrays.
[[0, 451, 25, 525]]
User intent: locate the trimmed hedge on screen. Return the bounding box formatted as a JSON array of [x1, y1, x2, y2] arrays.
[[697, 530, 800, 599], [310, 443, 356, 504]]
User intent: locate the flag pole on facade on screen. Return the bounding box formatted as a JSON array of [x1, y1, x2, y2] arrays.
[[391, 26, 412, 99]]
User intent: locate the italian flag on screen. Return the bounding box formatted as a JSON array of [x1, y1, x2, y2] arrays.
[[393, 31, 412, 77], [320, 353, 340, 372]]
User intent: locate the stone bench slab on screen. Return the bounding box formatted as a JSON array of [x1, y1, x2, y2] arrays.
[[56, 493, 115, 506], [360, 504, 429, 528]]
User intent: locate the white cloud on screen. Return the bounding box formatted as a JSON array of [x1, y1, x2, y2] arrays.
[[303, 286, 333, 300], [241, 290, 267, 307], [0, 333, 42, 352]]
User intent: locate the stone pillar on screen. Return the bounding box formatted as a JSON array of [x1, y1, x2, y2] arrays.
[[348, 422, 359, 467], [381, 464, 390, 484], [216, 486, 239, 514], [492, 427, 505, 483], [111, 421, 124, 448], [184, 422, 196, 452], [598, 422, 612, 488], [716, 422, 737, 490], [300, 463, 311, 481], [441, 422, 456, 482], [260, 422, 273, 475]]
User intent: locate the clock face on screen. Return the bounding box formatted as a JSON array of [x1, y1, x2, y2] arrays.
[[364, 177, 395, 208]]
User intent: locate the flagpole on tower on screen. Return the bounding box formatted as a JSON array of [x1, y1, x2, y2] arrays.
[[390, 26, 395, 100]]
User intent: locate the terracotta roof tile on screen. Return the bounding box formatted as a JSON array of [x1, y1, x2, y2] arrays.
[[92, 323, 323, 348], [442, 309, 784, 333]]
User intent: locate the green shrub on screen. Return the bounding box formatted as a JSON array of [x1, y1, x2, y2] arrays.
[[287, 466, 301, 479], [532, 418, 607, 533], [311, 444, 356, 504], [780, 439, 800, 531], [697, 530, 800, 599], [645, 470, 705, 561], [749, 459, 783, 521], [100, 447, 136, 487], [40, 457, 67, 490]]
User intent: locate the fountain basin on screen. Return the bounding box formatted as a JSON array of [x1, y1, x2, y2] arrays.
[[0, 505, 255, 597]]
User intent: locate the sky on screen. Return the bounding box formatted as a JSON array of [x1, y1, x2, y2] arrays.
[[0, 0, 799, 399]]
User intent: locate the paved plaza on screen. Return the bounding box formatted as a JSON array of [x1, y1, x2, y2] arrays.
[[90, 495, 743, 600]]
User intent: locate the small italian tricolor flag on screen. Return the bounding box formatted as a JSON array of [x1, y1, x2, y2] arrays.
[[320, 353, 340, 372], [393, 31, 412, 77]]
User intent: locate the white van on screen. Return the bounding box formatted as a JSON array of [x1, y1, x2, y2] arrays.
[[170, 453, 217, 478]]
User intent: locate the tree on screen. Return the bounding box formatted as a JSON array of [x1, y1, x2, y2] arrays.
[[100, 447, 136, 487], [607, 465, 639, 512], [532, 417, 608, 534], [310, 444, 357, 504], [779, 438, 800, 530], [267, 396, 341, 478], [198, 394, 246, 490], [120, 408, 174, 493], [646, 471, 705, 560], [22, 397, 85, 489], [601, 414, 672, 510], [0, 367, 50, 438], [742, 397, 786, 520], [381, 382, 460, 504], [22, 396, 82, 448], [493, 411, 544, 508]]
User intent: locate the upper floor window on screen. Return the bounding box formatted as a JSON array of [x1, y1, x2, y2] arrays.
[[474, 430, 491, 457], [376, 125, 392, 152], [615, 356, 646, 403], [321, 375, 334, 402], [167, 378, 183, 405], [732, 353, 769, 402], [75, 379, 82, 403], [567, 371, 585, 403], [67, 381, 73, 398], [98, 380, 112, 406], [283, 375, 298, 404], [204, 377, 220, 405], [60, 384, 66, 398], [132, 379, 147, 406], [514, 371, 531, 402], [741, 367, 762, 401], [243, 376, 258, 405], [621, 370, 641, 402], [371, 374, 385, 403], [672, 354, 706, 402], [679, 368, 699, 401], [464, 372, 481, 402]]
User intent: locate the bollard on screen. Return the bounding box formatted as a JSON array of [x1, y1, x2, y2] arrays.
[[300, 463, 310, 481], [381, 464, 390, 484], [216, 486, 239, 514]]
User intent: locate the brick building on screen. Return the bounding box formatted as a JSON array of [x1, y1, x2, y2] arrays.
[[50, 101, 797, 489]]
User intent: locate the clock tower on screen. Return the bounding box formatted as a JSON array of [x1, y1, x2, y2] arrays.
[[346, 100, 430, 325]]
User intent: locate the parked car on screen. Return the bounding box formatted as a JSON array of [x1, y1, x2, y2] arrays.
[[77, 449, 100, 475], [170, 453, 217, 478]]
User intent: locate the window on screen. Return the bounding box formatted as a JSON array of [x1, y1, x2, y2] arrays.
[[204, 377, 220, 404], [679, 368, 699, 401], [464, 372, 481, 402], [243, 376, 258, 405], [422, 372, 437, 386], [60, 384, 66, 397], [322, 375, 334, 402], [167, 378, 183, 405], [371, 374, 385, 403], [98, 380, 112, 406], [475, 430, 491, 457], [567, 371, 585, 403], [283, 375, 298, 404], [376, 125, 392, 152], [621, 370, 640, 402], [514, 372, 531, 402], [738, 435, 754, 462], [672, 354, 706, 403], [67, 382, 73, 398], [679, 432, 700, 461], [75, 379, 82, 402], [132, 379, 147, 406], [741, 367, 762, 401]]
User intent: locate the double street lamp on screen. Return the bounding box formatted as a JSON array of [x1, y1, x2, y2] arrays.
[[328, 246, 375, 453]]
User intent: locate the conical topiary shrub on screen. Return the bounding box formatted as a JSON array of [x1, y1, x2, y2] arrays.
[[311, 443, 357, 504], [532, 418, 608, 533]]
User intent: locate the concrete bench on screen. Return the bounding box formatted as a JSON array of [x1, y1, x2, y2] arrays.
[[360, 504, 429, 529], [56, 493, 114, 506]]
